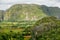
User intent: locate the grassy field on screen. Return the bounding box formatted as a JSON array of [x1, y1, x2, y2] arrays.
[[0, 28, 31, 40], [0, 21, 35, 40], [0, 28, 24, 33]]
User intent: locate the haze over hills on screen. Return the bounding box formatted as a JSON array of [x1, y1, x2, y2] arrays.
[[41, 5, 60, 18], [0, 4, 60, 22]]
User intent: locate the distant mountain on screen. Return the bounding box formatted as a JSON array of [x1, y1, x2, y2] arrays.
[[0, 10, 4, 21], [41, 5, 60, 18], [0, 4, 60, 22]]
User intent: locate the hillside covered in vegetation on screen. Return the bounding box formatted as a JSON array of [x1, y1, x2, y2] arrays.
[[0, 4, 60, 21], [0, 4, 60, 40]]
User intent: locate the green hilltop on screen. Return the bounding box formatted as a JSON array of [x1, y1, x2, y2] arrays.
[[0, 4, 60, 22], [4, 4, 47, 22]]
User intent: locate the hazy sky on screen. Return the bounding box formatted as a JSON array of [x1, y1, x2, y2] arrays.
[[0, 0, 60, 10]]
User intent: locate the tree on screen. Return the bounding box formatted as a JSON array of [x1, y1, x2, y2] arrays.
[[30, 16, 60, 40]]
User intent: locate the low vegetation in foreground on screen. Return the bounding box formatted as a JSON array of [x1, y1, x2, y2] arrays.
[[0, 16, 59, 40]]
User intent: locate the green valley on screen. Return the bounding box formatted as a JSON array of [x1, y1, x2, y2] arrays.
[[0, 4, 60, 40]]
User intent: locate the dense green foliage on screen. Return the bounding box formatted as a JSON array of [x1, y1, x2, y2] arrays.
[[0, 32, 24, 40], [0, 16, 59, 40], [30, 16, 60, 40]]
